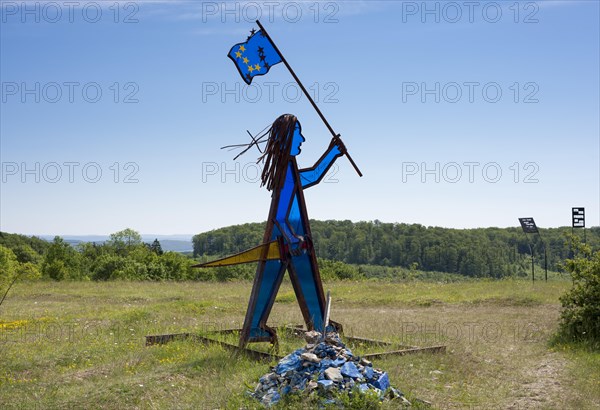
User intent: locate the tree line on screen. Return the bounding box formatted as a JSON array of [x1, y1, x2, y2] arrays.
[[0, 228, 366, 284], [1, 222, 598, 285], [193, 220, 600, 278], [0, 229, 196, 283]]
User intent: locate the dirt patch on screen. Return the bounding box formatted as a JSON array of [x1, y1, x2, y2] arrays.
[[507, 352, 567, 409]]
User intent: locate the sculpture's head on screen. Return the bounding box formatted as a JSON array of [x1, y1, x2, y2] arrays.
[[259, 114, 303, 190], [268, 113, 304, 156], [290, 121, 305, 156]]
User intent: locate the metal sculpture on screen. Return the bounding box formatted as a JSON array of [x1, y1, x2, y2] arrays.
[[152, 21, 446, 362], [197, 115, 345, 347], [196, 21, 360, 348], [246, 114, 344, 346]]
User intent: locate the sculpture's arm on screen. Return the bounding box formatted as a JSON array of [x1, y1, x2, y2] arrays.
[[299, 138, 345, 189]]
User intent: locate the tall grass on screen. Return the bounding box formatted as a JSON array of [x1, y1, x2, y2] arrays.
[[1, 279, 597, 409]]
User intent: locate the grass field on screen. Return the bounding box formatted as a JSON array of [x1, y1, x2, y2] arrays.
[[1, 279, 599, 409]]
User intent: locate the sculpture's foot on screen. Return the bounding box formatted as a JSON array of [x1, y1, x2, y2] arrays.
[[240, 324, 278, 349]]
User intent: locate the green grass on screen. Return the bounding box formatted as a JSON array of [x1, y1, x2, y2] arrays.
[[0, 278, 598, 409]]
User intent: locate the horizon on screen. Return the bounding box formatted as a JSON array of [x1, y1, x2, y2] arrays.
[[6, 219, 598, 240]]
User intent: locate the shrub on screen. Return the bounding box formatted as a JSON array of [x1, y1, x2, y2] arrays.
[[41, 237, 84, 280], [92, 254, 128, 281], [0, 246, 19, 299], [556, 237, 600, 348], [319, 259, 362, 281]]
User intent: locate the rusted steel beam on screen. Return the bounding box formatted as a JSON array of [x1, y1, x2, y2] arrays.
[[145, 331, 445, 363], [345, 335, 394, 347], [145, 333, 281, 361], [145, 333, 191, 346], [363, 345, 446, 359]]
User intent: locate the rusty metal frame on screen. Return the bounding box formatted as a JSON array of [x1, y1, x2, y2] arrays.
[[145, 332, 280, 361], [146, 324, 446, 362]]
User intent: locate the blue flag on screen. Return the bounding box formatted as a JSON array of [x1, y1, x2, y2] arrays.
[[228, 29, 283, 84]]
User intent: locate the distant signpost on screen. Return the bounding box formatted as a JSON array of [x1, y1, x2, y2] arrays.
[[518, 217, 548, 282], [518, 218, 539, 234], [572, 207, 586, 244]]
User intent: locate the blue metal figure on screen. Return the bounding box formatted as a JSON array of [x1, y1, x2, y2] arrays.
[[240, 113, 345, 346]]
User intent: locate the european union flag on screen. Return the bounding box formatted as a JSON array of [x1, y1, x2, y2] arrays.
[[228, 29, 283, 85]]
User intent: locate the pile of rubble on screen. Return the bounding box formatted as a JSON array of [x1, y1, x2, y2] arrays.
[[251, 330, 409, 407]]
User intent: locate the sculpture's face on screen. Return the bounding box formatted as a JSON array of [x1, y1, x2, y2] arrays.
[[290, 122, 305, 156]]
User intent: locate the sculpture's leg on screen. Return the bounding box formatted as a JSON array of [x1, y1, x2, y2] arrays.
[[239, 259, 288, 347], [287, 252, 326, 333]]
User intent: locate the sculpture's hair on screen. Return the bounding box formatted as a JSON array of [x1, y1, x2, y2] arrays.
[[220, 113, 298, 191], [257, 114, 297, 191]]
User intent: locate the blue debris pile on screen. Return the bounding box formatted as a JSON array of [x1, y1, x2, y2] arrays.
[[251, 330, 410, 407]]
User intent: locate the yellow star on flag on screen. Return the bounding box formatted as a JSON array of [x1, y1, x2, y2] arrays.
[[239, 45, 246, 52], [235, 51, 242, 58], [243, 57, 249, 64], [254, 64, 261, 71], [248, 65, 254, 73]]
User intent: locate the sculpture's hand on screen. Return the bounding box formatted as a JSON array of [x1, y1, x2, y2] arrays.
[[290, 235, 306, 256], [329, 135, 347, 157]]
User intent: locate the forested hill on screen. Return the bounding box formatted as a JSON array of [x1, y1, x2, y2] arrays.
[[193, 221, 600, 278]]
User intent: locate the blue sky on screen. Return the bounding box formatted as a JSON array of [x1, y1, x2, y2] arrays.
[[1, 0, 598, 235]]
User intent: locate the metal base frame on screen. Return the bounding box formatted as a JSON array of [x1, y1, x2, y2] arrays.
[[146, 324, 446, 361]]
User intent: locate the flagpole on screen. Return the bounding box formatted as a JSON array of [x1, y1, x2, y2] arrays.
[[256, 20, 363, 177]]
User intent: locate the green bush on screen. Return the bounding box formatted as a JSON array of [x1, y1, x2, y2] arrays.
[[0, 245, 19, 298], [0, 246, 42, 309], [556, 238, 600, 348], [42, 237, 84, 280], [319, 259, 362, 280], [160, 252, 194, 280], [92, 254, 128, 280]]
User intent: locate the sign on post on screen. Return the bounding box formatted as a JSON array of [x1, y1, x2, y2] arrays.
[[518, 217, 543, 282], [518, 217, 539, 234], [572, 207, 585, 228]]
